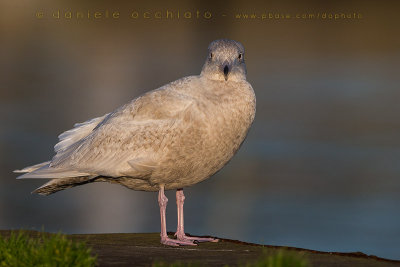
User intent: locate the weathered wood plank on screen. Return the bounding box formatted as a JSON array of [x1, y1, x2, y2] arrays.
[[1, 230, 398, 267]]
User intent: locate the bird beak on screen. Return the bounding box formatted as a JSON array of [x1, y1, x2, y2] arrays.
[[222, 61, 230, 81]]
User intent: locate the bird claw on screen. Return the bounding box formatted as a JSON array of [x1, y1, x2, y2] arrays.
[[160, 236, 197, 246]]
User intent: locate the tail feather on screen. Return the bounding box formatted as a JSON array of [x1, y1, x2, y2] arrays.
[[33, 176, 97, 195]]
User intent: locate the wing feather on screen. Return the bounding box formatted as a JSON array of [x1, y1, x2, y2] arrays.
[[54, 114, 109, 153], [16, 163, 90, 179], [14, 161, 51, 173]]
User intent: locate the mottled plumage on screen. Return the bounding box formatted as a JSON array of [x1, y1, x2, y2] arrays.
[[15, 39, 256, 246]]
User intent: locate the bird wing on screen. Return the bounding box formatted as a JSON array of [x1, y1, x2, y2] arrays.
[[54, 113, 109, 153], [49, 82, 197, 178]]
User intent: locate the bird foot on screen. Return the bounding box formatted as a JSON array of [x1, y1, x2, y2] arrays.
[[160, 236, 197, 246], [175, 233, 219, 243]]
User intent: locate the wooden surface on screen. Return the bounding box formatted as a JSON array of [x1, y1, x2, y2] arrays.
[[1, 231, 399, 267]]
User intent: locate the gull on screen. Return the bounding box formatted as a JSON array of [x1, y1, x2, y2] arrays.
[[15, 39, 256, 246]]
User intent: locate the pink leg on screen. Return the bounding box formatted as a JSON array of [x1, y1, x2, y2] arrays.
[[174, 189, 219, 243], [158, 185, 196, 246]]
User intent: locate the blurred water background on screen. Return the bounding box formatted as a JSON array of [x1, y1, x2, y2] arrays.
[[1, 0, 400, 261]]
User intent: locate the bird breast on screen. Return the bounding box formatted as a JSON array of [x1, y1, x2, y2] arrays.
[[156, 80, 256, 188]]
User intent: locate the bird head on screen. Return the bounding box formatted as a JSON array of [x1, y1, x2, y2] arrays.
[[201, 39, 247, 82]]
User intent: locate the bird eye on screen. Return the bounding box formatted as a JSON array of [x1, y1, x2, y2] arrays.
[[238, 53, 243, 60], [209, 53, 213, 59]]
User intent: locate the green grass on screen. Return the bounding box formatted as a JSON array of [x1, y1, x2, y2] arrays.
[[152, 249, 310, 267], [0, 231, 97, 267], [242, 249, 310, 267]]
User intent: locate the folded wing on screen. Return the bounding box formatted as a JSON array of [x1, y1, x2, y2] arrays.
[[16, 78, 197, 180]]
